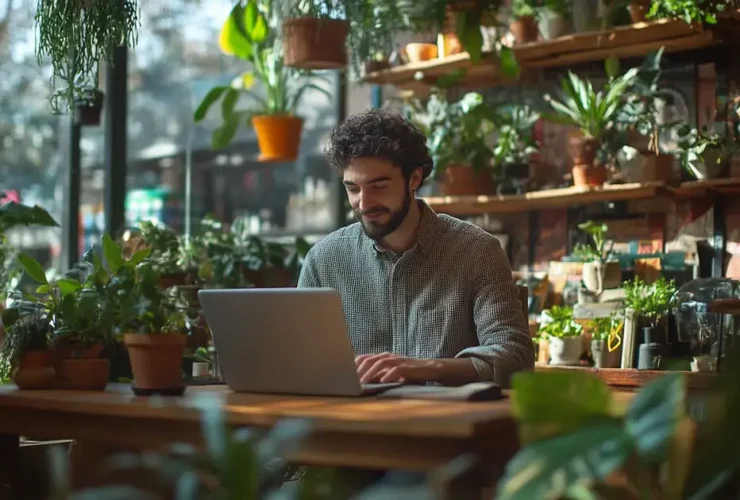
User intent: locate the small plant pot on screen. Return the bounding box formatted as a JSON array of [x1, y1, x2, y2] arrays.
[[57, 358, 110, 390], [568, 135, 599, 167], [582, 261, 622, 293], [537, 337, 550, 364], [685, 148, 728, 180], [538, 11, 570, 40], [252, 115, 304, 163], [74, 90, 104, 126], [124, 333, 187, 393], [548, 336, 583, 366], [12, 351, 55, 390], [591, 339, 621, 368], [510, 15, 539, 44], [628, 0, 651, 22], [405, 43, 438, 62], [364, 60, 390, 75], [642, 153, 676, 183], [572, 165, 607, 188], [440, 165, 496, 196], [282, 17, 348, 69]]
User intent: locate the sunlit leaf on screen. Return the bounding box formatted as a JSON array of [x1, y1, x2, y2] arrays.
[[128, 248, 151, 267], [102, 234, 124, 274], [496, 419, 631, 500], [625, 373, 685, 462], [18, 253, 48, 284], [56, 278, 82, 297], [219, 3, 254, 60]]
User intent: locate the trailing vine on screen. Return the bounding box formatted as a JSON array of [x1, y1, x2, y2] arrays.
[[34, 0, 140, 113]]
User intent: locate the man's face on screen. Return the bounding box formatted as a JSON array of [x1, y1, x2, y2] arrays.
[[342, 158, 419, 240]]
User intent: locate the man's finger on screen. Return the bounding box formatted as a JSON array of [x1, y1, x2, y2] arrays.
[[360, 357, 400, 383], [356, 352, 393, 376], [380, 366, 406, 384]]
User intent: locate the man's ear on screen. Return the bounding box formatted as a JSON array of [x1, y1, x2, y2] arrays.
[[409, 167, 423, 191]]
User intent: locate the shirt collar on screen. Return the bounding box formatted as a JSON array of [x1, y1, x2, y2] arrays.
[[368, 199, 439, 258]]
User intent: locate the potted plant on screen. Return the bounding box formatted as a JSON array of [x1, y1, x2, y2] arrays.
[[3, 246, 124, 390], [240, 234, 312, 288], [537, 0, 571, 40], [623, 275, 677, 369], [404, 91, 497, 196], [540, 305, 583, 366], [545, 69, 633, 187], [194, 2, 330, 161], [113, 243, 191, 394], [129, 220, 198, 288], [589, 315, 622, 368], [610, 48, 680, 183], [491, 104, 540, 195], [627, 0, 652, 22], [646, 0, 730, 25], [574, 220, 621, 297], [675, 109, 740, 180], [0, 311, 54, 389], [34, 0, 139, 114], [280, 0, 350, 70], [510, 0, 540, 43]]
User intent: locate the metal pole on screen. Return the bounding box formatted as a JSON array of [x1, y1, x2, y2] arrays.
[[103, 46, 128, 237], [62, 118, 81, 271]]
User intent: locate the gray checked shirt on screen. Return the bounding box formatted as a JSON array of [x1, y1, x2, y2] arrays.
[[297, 200, 534, 387]]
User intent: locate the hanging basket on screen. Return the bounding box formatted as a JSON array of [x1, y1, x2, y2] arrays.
[[252, 115, 304, 162], [281, 17, 348, 69]]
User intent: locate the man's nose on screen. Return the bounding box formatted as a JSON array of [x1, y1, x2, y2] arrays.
[[358, 191, 376, 212]]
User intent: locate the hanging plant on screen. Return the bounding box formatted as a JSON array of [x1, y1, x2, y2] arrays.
[[34, 0, 140, 114]]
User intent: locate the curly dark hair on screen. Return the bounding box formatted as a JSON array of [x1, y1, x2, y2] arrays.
[[324, 108, 433, 184]]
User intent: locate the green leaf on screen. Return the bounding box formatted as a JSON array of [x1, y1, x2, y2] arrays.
[[604, 56, 620, 79], [456, 11, 483, 64], [36, 284, 50, 295], [211, 113, 242, 150], [55, 278, 82, 297], [511, 371, 614, 444], [244, 0, 268, 43], [496, 419, 631, 500], [221, 88, 239, 118], [102, 234, 124, 274], [625, 374, 685, 462], [18, 253, 48, 284], [499, 47, 520, 80], [194, 86, 228, 122], [219, 3, 254, 60], [127, 248, 151, 267]]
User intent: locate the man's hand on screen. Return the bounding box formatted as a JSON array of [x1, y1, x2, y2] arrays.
[[355, 353, 480, 385]]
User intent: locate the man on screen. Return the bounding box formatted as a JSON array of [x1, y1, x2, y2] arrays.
[[298, 109, 533, 387]]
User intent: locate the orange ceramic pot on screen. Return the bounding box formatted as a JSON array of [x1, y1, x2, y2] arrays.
[[252, 115, 304, 163], [572, 165, 608, 188], [405, 43, 438, 62]]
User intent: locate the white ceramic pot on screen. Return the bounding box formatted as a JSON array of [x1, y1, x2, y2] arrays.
[[549, 336, 583, 366], [686, 148, 726, 180], [582, 261, 622, 293], [538, 10, 570, 40]]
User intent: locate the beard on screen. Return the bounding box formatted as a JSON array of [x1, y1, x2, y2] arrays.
[[355, 188, 412, 241]]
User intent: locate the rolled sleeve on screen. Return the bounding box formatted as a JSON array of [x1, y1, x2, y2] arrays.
[[455, 237, 534, 387]]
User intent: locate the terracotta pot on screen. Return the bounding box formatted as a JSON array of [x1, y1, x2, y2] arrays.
[[510, 15, 539, 44], [642, 154, 676, 182], [243, 267, 294, 288], [12, 351, 55, 390], [252, 115, 304, 163], [281, 17, 348, 69], [57, 359, 110, 390], [124, 334, 187, 391], [568, 135, 599, 167], [572, 164, 607, 187], [548, 337, 583, 366], [628, 0, 651, 23], [405, 43, 438, 62], [440, 165, 496, 196]]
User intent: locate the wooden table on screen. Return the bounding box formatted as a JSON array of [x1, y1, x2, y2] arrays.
[[0, 384, 518, 498]]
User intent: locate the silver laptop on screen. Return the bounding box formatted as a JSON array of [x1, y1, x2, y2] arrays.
[[198, 288, 401, 397]]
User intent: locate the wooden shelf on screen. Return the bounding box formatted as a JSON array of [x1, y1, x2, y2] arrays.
[[423, 182, 663, 215], [364, 18, 720, 88], [535, 364, 717, 391], [423, 178, 740, 215]]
